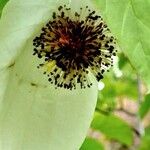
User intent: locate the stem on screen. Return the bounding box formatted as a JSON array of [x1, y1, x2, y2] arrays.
[[137, 74, 145, 136]]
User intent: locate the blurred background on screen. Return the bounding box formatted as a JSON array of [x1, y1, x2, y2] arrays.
[[80, 52, 150, 150]]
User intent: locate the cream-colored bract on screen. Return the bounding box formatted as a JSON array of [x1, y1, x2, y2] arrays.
[[0, 0, 98, 150]]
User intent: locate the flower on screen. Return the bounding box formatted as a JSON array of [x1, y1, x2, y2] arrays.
[[33, 4, 116, 90], [0, 0, 116, 150]]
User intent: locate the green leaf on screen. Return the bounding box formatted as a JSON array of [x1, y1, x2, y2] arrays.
[[94, 0, 150, 90], [139, 127, 150, 150], [91, 112, 133, 146], [139, 94, 150, 118], [103, 75, 137, 99], [80, 138, 104, 150], [118, 53, 129, 69], [0, 0, 98, 149], [0, 0, 9, 17]]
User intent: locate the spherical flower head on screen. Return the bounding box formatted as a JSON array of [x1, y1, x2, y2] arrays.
[[33, 4, 117, 90]]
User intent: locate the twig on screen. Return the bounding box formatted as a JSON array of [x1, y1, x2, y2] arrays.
[[137, 74, 145, 136], [115, 108, 136, 117]]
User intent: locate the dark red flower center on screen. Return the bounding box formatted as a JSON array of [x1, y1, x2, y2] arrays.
[[33, 5, 117, 90]]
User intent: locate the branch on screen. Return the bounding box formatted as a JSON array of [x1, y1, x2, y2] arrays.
[[115, 108, 136, 117], [136, 74, 145, 136]]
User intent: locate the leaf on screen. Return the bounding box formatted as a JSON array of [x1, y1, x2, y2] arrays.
[[0, 0, 9, 17], [91, 112, 133, 146], [139, 94, 150, 118], [139, 127, 150, 150], [103, 75, 137, 99], [80, 138, 104, 150], [94, 0, 150, 90], [0, 0, 98, 149], [118, 53, 129, 69]]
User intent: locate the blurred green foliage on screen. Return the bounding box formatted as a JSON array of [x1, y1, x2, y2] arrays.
[[139, 127, 150, 150], [81, 53, 150, 149], [139, 94, 150, 119], [91, 112, 133, 146], [97, 53, 138, 114], [80, 138, 104, 150]]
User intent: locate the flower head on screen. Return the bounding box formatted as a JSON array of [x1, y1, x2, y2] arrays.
[[0, 0, 117, 149], [33, 4, 117, 90]]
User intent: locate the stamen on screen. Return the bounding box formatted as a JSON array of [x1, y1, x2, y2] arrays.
[[33, 5, 117, 90]]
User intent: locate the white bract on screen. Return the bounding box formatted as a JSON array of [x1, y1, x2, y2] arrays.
[[0, 0, 98, 150]]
